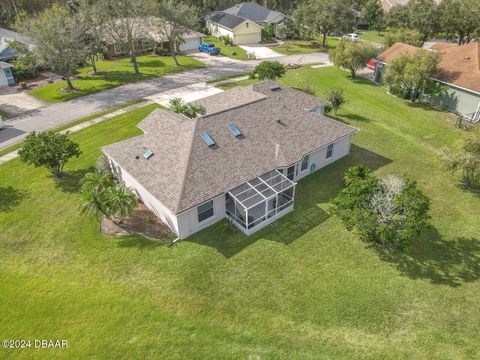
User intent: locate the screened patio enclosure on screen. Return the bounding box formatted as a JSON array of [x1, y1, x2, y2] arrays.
[[225, 169, 296, 235]]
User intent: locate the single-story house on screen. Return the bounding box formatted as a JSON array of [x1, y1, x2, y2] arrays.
[[102, 81, 358, 239], [204, 12, 262, 45], [0, 61, 14, 87], [222, 2, 287, 38], [373, 41, 480, 121], [0, 27, 35, 62], [105, 19, 204, 56]]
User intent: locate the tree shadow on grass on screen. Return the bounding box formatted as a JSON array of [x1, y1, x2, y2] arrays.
[[55, 167, 95, 193], [375, 227, 480, 287], [0, 186, 27, 212], [187, 144, 392, 258]]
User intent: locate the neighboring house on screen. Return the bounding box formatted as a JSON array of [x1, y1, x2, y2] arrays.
[[0, 27, 35, 62], [102, 81, 358, 239], [0, 61, 14, 87], [374, 42, 480, 121], [380, 0, 410, 12], [222, 2, 287, 38], [205, 12, 262, 45], [105, 20, 204, 56]]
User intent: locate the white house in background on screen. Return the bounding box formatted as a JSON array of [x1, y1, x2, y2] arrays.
[[102, 81, 358, 239], [0, 61, 14, 87], [205, 12, 262, 45]]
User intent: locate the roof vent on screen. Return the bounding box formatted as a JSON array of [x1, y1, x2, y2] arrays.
[[227, 123, 243, 138], [200, 131, 216, 147], [271, 86, 282, 92], [143, 150, 154, 159]]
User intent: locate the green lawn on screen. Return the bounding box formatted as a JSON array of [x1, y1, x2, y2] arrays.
[[203, 36, 249, 61], [30, 55, 204, 102], [0, 108, 7, 119], [269, 36, 340, 55], [1, 68, 480, 358], [358, 29, 389, 45]]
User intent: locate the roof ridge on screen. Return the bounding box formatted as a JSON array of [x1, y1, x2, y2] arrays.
[[174, 118, 200, 213]]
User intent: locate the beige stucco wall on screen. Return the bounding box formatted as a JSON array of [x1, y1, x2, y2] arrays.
[[283, 134, 353, 182], [108, 158, 181, 237], [176, 194, 226, 239]]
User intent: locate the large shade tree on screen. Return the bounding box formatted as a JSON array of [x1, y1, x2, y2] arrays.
[[149, 0, 197, 66], [293, 0, 355, 47], [439, 0, 480, 45], [329, 40, 376, 78], [17, 4, 89, 91], [384, 49, 441, 102], [95, 0, 153, 74]]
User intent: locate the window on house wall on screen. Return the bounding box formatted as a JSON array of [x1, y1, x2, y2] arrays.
[[326, 143, 334, 159], [197, 200, 214, 223], [246, 22, 249, 28], [301, 155, 309, 171]]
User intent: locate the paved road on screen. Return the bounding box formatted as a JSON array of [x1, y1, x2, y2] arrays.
[[0, 52, 328, 149]]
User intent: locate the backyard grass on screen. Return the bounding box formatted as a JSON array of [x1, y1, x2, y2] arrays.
[[269, 36, 340, 55], [0, 108, 7, 119], [30, 55, 204, 102], [203, 36, 249, 61], [1, 68, 479, 358]]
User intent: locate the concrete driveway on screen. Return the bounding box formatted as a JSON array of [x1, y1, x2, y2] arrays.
[[0, 87, 46, 117], [145, 82, 223, 106], [239, 44, 283, 59], [188, 52, 243, 66]]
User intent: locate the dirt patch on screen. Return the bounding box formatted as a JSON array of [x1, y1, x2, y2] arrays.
[[101, 203, 174, 242]]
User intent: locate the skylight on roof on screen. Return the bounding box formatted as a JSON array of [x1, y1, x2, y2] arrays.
[[143, 150, 154, 159], [227, 123, 242, 138], [200, 131, 216, 147]]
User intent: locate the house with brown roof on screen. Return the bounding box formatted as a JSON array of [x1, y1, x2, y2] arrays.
[[374, 42, 480, 121], [102, 81, 358, 239]]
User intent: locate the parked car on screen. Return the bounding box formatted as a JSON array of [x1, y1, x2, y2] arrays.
[[343, 33, 359, 41], [367, 59, 377, 70], [198, 43, 220, 55]]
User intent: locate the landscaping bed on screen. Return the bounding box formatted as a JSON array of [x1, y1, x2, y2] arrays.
[[30, 55, 204, 102]]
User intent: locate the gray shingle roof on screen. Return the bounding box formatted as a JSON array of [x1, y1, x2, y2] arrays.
[[205, 12, 246, 30], [102, 82, 357, 215], [223, 2, 285, 23]]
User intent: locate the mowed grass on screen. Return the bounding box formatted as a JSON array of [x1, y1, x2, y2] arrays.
[[203, 36, 249, 61], [269, 36, 340, 55], [357, 29, 389, 45], [0, 68, 480, 358], [30, 55, 204, 102]]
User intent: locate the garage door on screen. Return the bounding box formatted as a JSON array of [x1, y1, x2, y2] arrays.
[[179, 37, 202, 52], [234, 32, 260, 45]]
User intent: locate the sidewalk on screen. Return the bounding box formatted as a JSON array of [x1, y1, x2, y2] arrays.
[[0, 100, 151, 165]]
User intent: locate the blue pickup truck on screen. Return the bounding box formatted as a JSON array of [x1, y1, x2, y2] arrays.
[[198, 43, 220, 55]]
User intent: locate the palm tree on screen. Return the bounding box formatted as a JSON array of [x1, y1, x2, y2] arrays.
[[103, 186, 138, 223], [426, 82, 449, 107], [168, 97, 185, 113], [168, 98, 206, 118], [79, 171, 114, 219]]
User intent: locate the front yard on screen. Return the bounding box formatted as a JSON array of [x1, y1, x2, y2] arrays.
[[30, 55, 204, 102], [203, 36, 249, 61], [269, 36, 340, 55], [0, 67, 479, 358]]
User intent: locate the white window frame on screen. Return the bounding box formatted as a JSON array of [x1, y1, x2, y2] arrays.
[[197, 200, 214, 224], [326, 143, 335, 160], [301, 154, 309, 172]]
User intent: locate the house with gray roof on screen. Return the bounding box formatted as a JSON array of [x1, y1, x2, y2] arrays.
[[205, 2, 286, 44], [0, 27, 34, 62], [102, 81, 358, 239]]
